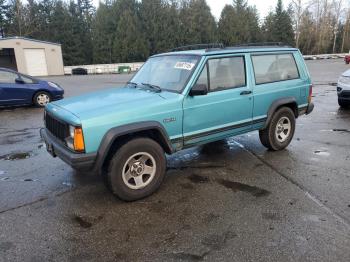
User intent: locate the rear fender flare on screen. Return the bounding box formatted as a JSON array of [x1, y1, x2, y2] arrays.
[[262, 97, 298, 129]]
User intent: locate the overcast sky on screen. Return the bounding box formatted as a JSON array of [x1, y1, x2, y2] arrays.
[[92, 0, 291, 20]]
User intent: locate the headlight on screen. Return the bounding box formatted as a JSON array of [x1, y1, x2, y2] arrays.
[[48, 81, 61, 89], [66, 125, 85, 152], [338, 76, 350, 85]]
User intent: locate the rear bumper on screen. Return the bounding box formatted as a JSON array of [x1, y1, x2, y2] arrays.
[[40, 128, 96, 171], [306, 102, 314, 115], [299, 103, 314, 116]]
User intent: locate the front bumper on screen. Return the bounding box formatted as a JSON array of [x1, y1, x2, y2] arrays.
[[337, 89, 350, 101], [40, 128, 96, 171]]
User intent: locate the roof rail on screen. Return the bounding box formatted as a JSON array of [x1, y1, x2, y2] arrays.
[[227, 42, 292, 48], [171, 43, 224, 52]]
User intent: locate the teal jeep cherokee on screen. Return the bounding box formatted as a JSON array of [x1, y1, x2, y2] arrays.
[[41, 43, 314, 201]]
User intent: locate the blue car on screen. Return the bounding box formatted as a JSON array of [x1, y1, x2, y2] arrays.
[[0, 67, 64, 107]]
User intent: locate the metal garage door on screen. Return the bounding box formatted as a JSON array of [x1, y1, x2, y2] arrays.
[[24, 49, 48, 76]]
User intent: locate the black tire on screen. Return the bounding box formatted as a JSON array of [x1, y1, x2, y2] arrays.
[[33, 91, 51, 107], [338, 99, 349, 108], [346, 61, 349, 65], [107, 137, 166, 201], [259, 107, 296, 151]]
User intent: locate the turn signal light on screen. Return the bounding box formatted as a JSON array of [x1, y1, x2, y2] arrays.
[[73, 127, 85, 152]]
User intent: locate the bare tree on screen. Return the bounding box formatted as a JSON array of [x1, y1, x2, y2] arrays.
[[332, 0, 343, 53], [291, 0, 312, 48]]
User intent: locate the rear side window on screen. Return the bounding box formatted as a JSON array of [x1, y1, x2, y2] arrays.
[[208, 56, 246, 92], [252, 54, 299, 85]]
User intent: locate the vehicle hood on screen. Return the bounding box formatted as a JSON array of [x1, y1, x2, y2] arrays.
[[50, 87, 178, 120], [342, 69, 350, 77]]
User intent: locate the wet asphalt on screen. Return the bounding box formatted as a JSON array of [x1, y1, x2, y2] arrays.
[[0, 60, 350, 262]]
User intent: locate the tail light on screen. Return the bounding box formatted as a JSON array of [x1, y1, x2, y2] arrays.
[[308, 84, 313, 103]]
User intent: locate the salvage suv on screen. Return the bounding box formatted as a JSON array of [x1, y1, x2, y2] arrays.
[[41, 43, 314, 201]]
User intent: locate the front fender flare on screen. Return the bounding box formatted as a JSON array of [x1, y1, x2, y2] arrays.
[[94, 121, 173, 172]]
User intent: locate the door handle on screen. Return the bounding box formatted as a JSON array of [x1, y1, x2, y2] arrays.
[[240, 90, 252, 95]]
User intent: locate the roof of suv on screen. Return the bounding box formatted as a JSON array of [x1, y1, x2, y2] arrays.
[[153, 46, 298, 57]]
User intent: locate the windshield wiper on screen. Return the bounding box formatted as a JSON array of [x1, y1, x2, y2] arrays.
[[127, 81, 138, 87], [141, 83, 162, 93]]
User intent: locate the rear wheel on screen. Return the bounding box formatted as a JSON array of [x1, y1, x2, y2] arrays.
[[259, 107, 296, 151], [107, 137, 166, 201], [33, 91, 51, 107]]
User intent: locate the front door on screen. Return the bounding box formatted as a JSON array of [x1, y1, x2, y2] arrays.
[[0, 70, 34, 106], [183, 54, 253, 145]]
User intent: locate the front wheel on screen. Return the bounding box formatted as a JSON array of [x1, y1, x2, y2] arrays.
[[33, 91, 51, 107], [259, 107, 296, 151], [107, 137, 166, 201]]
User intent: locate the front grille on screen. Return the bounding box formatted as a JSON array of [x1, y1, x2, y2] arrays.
[[45, 112, 69, 142]]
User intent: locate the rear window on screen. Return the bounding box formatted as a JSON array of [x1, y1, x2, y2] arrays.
[[252, 54, 299, 85]]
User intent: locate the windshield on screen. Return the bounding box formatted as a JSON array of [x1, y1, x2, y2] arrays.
[[130, 55, 200, 93]]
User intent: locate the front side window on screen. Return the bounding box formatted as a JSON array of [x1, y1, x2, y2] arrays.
[[252, 53, 299, 85], [131, 55, 200, 92], [0, 71, 17, 84], [208, 56, 246, 92]]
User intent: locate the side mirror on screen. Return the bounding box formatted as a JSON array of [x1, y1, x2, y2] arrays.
[[189, 84, 208, 96], [15, 78, 25, 84]]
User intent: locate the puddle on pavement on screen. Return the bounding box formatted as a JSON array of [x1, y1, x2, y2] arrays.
[[262, 212, 281, 221], [217, 179, 271, 197], [180, 183, 195, 190], [0, 152, 31, 161], [332, 128, 350, 133], [188, 174, 210, 183], [62, 181, 74, 187], [23, 178, 38, 182], [314, 150, 330, 156], [72, 214, 103, 229]]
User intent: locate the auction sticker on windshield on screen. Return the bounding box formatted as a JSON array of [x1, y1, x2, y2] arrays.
[[174, 62, 195, 71]]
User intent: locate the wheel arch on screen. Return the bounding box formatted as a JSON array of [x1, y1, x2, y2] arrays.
[[95, 121, 173, 174], [262, 97, 298, 129]]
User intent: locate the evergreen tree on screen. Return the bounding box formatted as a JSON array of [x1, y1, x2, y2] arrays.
[[218, 0, 261, 46], [179, 0, 217, 45], [92, 1, 116, 63], [263, 0, 294, 45], [139, 0, 182, 54], [63, 0, 87, 65], [0, 0, 10, 37], [49, 1, 77, 65], [112, 0, 148, 62], [77, 0, 94, 64], [6, 0, 26, 36]]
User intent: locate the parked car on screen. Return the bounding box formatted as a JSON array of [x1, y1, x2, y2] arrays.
[[337, 69, 350, 107], [0, 67, 64, 107], [41, 43, 314, 201], [72, 68, 88, 75], [344, 55, 350, 64]]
